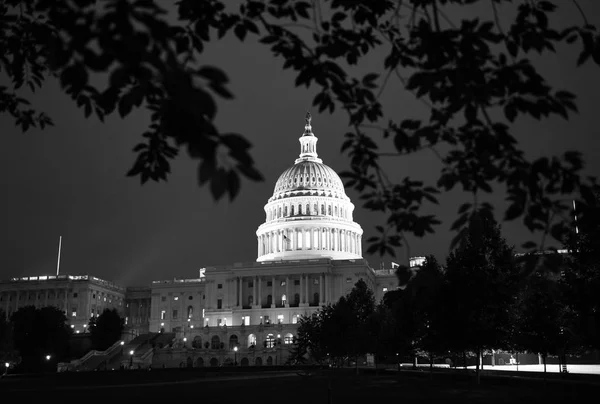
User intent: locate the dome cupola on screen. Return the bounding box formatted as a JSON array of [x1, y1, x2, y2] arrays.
[[256, 113, 363, 262]]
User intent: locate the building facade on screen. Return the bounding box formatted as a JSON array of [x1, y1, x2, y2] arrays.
[[0, 274, 126, 334], [2, 114, 416, 368]]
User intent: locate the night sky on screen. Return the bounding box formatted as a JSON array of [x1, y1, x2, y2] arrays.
[[1, 1, 599, 287]]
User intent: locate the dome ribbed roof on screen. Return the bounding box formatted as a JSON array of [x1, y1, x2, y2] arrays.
[[272, 160, 346, 196]]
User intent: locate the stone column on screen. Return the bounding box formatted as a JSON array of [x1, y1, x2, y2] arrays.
[[258, 276, 262, 307], [253, 276, 257, 307], [271, 276, 276, 308], [304, 275, 309, 305], [285, 276, 289, 307], [299, 275, 304, 305], [324, 275, 329, 304], [319, 274, 324, 305]]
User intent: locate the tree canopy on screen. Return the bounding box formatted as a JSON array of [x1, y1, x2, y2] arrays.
[[10, 306, 72, 372], [88, 308, 125, 351], [2, 0, 599, 258]]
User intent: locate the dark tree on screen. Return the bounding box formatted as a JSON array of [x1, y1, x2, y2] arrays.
[[514, 254, 568, 375], [2, 0, 599, 255], [88, 308, 125, 351], [442, 211, 520, 384], [562, 198, 600, 352], [0, 309, 19, 366], [10, 306, 72, 372]]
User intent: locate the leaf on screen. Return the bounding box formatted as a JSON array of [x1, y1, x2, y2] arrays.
[[234, 24, 247, 41], [197, 66, 229, 84]]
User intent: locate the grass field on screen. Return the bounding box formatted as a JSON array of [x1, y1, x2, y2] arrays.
[[1, 368, 599, 403]]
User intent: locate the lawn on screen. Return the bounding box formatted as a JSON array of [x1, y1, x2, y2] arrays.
[[1, 368, 598, 403]]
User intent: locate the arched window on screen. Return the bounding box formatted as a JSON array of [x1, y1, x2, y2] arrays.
[[281, 294, 287, 305], [187, 306, 193, 319], [294, 293, 300, 306], [335, 206, 338, 216], [284, 206, 287, 216], [265, 334, 275, 348], [267, 294, 272, 306], [299, 205, 302, 215], [314, 204, 318, 215], [314, 292, 319, 305], [248, 333, 257, 348], [192, 336, 202, 349], [306, 204, 310, 215], [278, 207, 281, 217], [321, 205, 325, 214], [248, 295, 253, 306], [211, 335, 220, 350], [291, 206, 295, 215], [328, 205, 332, 215], [284, 333, 294, 344], [229, 335, 238, 350]]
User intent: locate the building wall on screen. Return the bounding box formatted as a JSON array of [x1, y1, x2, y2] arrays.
[[0, 275, 126, 334]]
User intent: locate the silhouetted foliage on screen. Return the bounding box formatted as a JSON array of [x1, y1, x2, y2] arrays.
[[10, 306, 71, 372], [0, 309, 19, 365], [2, 0, 598, 252], [514, 254, 569, 372], [88, 308, 124, 351], [441, 211, 519, 383], [295, 279, 374, 366]]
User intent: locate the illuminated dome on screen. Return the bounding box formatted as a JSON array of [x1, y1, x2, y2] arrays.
[[256, 113, 363, 262]]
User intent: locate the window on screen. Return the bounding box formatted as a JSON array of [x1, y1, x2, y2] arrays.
[[161, 310, 166, 320], [217, 318, 222, 326], [248, 281, 253, 288], [313, 279, 319, 285], [161, 296, 166, 302], [265, 334, 275, 348], [277, 314, 284, 324], [174, 296, 179, 301], [294, 293, 300, 305], [188, 296, 193, 300], [267, 295, 272, 306], [211, 335, 220, 350], [284, 333, 294, 344], [71, 308, 77, 317], [346, 277, 352, 283], [217, 284, 223, 289], [103, 297, 106, 301], [281, 294, 287, 305], [294, 280, 300, 286], [314, 293, 319, 305], [248, 295, 253, 306], [172, 309, 178, 319], [247, 334, 256, 347], [292, 314, 298, 324], [73, 293, 78, 298], [242, 316, 250, 326], [229, 335, 238, 349], [92, 294, 96, 299], [267, 281, 272, 287], [187, 306, 193, 318], [280, 281, 286, 286], [264, 315, 270, 325], [383, 287, 388, 293], [217, 299, 222, 309]]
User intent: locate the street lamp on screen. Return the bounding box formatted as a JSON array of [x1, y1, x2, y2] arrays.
[[45, 355, 51, 361], [396, 353, 399, 371], [129, 350, 134, 368], [233, 346, 238, 366], [4, 362, 9, 376]]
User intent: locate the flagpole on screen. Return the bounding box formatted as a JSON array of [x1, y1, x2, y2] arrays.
[[56, 236, 62, 276]]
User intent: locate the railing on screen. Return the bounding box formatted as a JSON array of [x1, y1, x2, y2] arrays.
[[61, 339, 125, 371]]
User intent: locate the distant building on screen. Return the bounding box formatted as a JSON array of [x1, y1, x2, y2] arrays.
[[0, 275, 126, 333]]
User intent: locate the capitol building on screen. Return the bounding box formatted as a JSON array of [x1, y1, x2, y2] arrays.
[[0, 114, 420, 369]]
